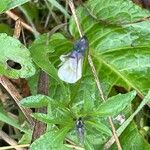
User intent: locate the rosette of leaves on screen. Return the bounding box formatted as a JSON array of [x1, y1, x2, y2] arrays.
[[27, 0, 150, 149]]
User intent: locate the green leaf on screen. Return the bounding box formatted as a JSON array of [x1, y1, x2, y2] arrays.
[[30, 127, 71, 150], [47, 0, 70, 18], [69, 7, 150, 97], [0, 105, 28, 133], [105, 90, 150, 149], [0, 33, 35, 78], [112, 122, 150, 150], [0, 0, 31, 14], [0, 0, 11, 13], [6, 0, 30, 11], [86, 120, 112, 136], [94, 91, 136, 116], [84, 138, 95, 150], [86, 0, 150, 24], [0, 23, 13, 35], [20, 95, 52, 108], [19, 132, 32, 144], [32, 112, 74, 127], [29, 33, 71, 100], [31, 113, 59, 124], [116, 90, 150, 138], [29, 34, 71, 81]]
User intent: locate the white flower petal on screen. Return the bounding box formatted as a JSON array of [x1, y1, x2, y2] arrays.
[[58, 57, 83, 83]]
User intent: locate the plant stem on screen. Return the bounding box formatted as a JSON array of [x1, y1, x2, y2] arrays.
[[67, 0, 122, 149]]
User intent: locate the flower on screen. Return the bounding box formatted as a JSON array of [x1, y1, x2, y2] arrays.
[[58, 36, 88, 84]]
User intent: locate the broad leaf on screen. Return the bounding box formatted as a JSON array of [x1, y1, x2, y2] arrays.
[[86, 0, 150, 24], [69, 7, 150, 97], [93, 91, 136, 116], [0, 33, 35, 78], [20, 95, 52, 108], [0, 0, 11, 13]]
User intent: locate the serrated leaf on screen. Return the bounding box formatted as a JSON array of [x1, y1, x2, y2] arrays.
[[0, 33, 35, 78], [69, 7, 150, 97], [86, 0, 150, 24], [20, 95, 52, 108], [30, 127, 71, 150], [93, 91, 136, 116]]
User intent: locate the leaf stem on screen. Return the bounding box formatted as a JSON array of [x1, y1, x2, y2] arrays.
[[67, 0, 122, 149]]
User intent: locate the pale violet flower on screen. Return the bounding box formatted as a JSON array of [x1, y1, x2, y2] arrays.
[[58, 36, 88, 84]]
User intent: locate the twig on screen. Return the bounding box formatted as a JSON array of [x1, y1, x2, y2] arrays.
[[13, 19, 22, 39], [44, 11, 51, 28], [68, 0, 83, 37], [68, 0, 122, 149], [0, 145, 29, 150], [0, 130, 26, 150], [5, 11, 37, 36], [0, 77, 34, 127]]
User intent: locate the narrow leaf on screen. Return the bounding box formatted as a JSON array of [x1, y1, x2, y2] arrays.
[[6, 0, 30, 12], [0, 106, 28, 133], [47, 0, 70, 17], [117, 90, 150, 136], [94, 91, 136, 116], [20, 95, 52, 108], [31, 113, 61, 125]]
